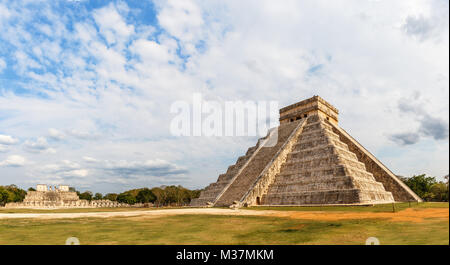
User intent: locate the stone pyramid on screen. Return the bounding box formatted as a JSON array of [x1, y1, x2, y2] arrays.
[[191, 96, 421, 207]]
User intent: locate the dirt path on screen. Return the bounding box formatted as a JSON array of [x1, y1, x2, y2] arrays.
[[0, 208, 267, 220], [0, 207, 447, 222]]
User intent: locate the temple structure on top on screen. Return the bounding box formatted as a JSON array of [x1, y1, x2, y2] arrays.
[[191, 96, 421, 207]]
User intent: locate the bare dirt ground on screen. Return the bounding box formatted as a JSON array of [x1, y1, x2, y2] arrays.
[[0, 207, 447, 222], [276, 208, 449, 223]]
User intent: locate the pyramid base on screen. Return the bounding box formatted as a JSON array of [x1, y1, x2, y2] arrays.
[[261, 189, 394, 205]]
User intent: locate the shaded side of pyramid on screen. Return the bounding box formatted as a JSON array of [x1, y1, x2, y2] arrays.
[[329, 124, 421, 202]]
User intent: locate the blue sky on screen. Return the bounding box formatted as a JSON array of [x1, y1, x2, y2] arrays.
[[0, 0, 448, 193]]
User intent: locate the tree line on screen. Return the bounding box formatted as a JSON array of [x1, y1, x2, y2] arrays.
[[0, 184, 201, 207], [73, 185, 202, 206]]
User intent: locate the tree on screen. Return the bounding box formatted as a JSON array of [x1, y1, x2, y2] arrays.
[[136, 188, 156, 203], [117, 192, 136, 204], [190, 189, 202, 200], [104, 193, 118, 201], [430, 183, 448, 202], [28, 187, 36, 191], [0, 185, 27, 205], [94, 193, 103, 200], [0, 187, 10, 206], [402, 174, 437, 199], [151, 187, 165, 207], [79, 191, 93, 201], [3, 185, 26, 202]]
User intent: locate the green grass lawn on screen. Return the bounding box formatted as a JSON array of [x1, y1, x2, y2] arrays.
[[0, 207, 448, 245], [0, 202, 447, 245]]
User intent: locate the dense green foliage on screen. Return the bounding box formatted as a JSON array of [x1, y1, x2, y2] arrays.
[[78, 191, 93, 201], [114, 186, 201, 206], [103, 193, 118, 201], [94, 193, 103, 200], [117, 192, 137, 204], [0, 185, 27, 206], [136, 188, 156, 203], [401, 174, 449, 202], [70, 185, 201, 206]]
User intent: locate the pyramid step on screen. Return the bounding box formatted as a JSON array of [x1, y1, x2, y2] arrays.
[[293, 136, 349, 151], [289, 145, 358, 162], [284, 153, 366, 170], [246, 146, 257, 156], [262, 189, 362, 205], [351, 177, 386, 192], [279, 165, 344, 177], [298, 129, 340, 142], [278, 164, 375, 180], [262, 188, 394, 205], [302, 120, 333, 132], [343, 166, 376, 180], [357, 190, 395, 204], [280, 164, 379, 180], [217, 174, 230, 182], [268, 176, 355, 193], [270, 175, 384, 191], [274, 173, 336, 182], [190, 197, 215, 206]]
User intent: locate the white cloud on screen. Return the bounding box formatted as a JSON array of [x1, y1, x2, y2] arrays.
[[156, 0, 204, 40], [0, 155, 26, 167], [82, 156, 98, 163], [23, 137, 55, 153], [101, 158, 188, 176], [130, 39, 172, 64], [0, 145, 9, 153], [93, 3, 134, 46], [0, 57, 6, 72], [48, 128, 65, 141], [0, 135, 19, 145], [156, 0, 204, 54], [66, 129, 101, 140]]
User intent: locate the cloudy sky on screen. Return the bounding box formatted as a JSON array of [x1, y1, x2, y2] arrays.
[[0, 0, 448, 193]]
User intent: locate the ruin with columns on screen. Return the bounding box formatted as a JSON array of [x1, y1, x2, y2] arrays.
[[5, 184, 128, 208], [191, 96, 422, 207]]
